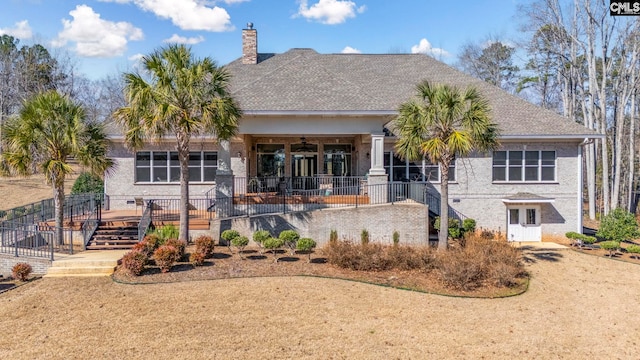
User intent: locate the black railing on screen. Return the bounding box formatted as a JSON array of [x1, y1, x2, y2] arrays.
[[0, 222, 78, 259], [81, 202, 101, 250], [138, 201, 153, 241], [234, 176, 365, 195], [0, 193, 103, 225], [147, 198, 215, 223]]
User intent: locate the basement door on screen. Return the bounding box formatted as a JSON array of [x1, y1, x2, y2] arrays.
[[507, 205, 541, 242]]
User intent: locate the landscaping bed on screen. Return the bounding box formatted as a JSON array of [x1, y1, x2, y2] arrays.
[[112, 240, 528, 298]]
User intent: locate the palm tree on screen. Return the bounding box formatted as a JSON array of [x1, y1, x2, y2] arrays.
[[394, 80, 499, 250], [1, 90, 113, 244], [114, 44, 241, 242]]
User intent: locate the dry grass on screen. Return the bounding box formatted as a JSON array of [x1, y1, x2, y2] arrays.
[[0, 166, 80, 210], [0, 248, 639, 359]]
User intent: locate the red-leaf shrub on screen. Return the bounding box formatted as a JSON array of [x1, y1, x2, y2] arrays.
[[164, 238, 187, 258], [121, 250, 147, 276], [189, 251, 206, 266], [194, 235, 215, 257], [153, 245, 180, 273], [12, 262, 32, 281]]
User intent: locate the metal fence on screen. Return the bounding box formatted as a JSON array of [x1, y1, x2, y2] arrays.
[[0, 193, 103, 225], [211, 181, 467, 223], [146, 198, 215, 223], [233, 176, 365, 195], [0, 222, 78, 260]]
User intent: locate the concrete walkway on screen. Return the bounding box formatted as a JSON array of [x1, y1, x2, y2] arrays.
[[45, 250, 127, 277], [511, 241, 568, 250]]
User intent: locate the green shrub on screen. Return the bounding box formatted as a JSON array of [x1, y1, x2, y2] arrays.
[[462, 218, 477, 234], [627, 244, 640, 259], [599, 241, 620, 257], [279, 230, 300, 255], [296, 237, 317, 262], [164, 238, 187, 258], [121, 251, 147, 276], [11, 262, 32, 281], [596, 208, 640, 242], [231, 236, 250, 258], [263, 237, 284, 262], [71, 172, 104, 194], [194, 235, 215, 257], [253, 230, 271, 254], [189, 251, 206, 266], [329, 229, 338, 243], [392, 231, 400, 246], [565, 232, 596, 246], [221, 229, 240, 246], [150, 224, 180, 242], [434, 217, 463, 239], [361, 229, 369, 245], [153, 245, 180, 272]]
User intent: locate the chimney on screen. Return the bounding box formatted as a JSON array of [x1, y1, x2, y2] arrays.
[[242, 22, 257, 64]]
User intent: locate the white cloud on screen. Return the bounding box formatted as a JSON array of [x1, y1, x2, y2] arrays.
[[104, 0, 233, 31], [410, 38, 450, 57], [341, 46, 361, 54], [220, 0, 249, 3], [296, 0, 365, 25], [53, 5, 143, 58], [0, 20, 33, 39], [163, 34, 205, 45]]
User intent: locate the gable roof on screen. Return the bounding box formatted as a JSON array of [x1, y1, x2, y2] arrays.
[[225, 48, 599, 138]]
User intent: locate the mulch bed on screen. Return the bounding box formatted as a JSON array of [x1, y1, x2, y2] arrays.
[[112, 245, 528, 298]]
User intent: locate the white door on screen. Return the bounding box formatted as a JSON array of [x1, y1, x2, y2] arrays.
[[507, 205, 541, 242]]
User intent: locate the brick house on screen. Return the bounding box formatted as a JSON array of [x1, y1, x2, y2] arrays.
[[105, 25, 600, 242]]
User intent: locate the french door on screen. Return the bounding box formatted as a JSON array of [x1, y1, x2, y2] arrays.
[[507, 205, 541, 242]]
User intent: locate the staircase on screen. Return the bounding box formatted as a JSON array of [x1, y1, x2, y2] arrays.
[[86, 221, 139, 250], [45, 250, 127, 277]]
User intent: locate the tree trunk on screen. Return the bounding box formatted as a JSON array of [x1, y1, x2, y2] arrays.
[[628, 92, 636, 212], [438, 159, 450, 251], [52, 174, 65, 246], [177, 132, 190, 242]]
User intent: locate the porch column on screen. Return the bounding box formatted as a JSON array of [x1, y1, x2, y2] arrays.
[[367, 132, 387, 204], [216, 139, 234, 218], [369, 132, 385, 176]]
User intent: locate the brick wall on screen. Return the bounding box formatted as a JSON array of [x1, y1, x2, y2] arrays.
[[0, 254, 51, 277], [213, 203, 429, 246]]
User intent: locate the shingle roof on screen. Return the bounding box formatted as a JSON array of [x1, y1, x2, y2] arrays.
[[225, 48, 598, 137]]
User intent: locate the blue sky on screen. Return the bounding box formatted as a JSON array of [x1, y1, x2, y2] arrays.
[[0, 0, 525, 79]]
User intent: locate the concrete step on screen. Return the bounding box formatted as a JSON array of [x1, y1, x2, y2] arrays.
[[45, 265, 116, 277], [45, 250, 126, 277], [86, 244, 136, 250]]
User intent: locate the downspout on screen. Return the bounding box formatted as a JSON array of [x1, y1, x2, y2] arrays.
[[578, 138, 593, 233]]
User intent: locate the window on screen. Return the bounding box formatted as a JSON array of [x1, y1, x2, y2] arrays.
[[135, 151, 217, 183], [257, 144, 285, 177], [323, 145, 351, 176], [526, 208, 537, 225], [383, 152, 455, 182], [493, 150, 555, 182]]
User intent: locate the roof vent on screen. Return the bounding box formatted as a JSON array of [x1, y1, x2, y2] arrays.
[[247, 22, 253, 30]]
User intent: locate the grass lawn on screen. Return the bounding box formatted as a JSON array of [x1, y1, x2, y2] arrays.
[[0, 248, 638, 359]]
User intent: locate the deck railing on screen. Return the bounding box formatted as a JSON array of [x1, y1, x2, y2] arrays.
[[234, 176, 365, 195], [210, 181, 466, 223], [146, 198, 215, 223], [138, 201, 153, 241]]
